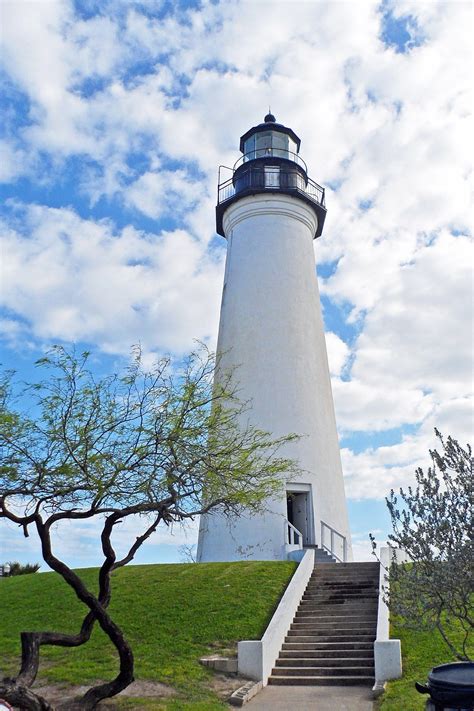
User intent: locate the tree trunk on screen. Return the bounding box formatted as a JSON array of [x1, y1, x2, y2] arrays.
[[38, 519, 135, 709], [0, 680, 53, 710]]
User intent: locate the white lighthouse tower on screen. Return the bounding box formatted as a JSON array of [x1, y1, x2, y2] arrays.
[[197, 114, 352, 562]]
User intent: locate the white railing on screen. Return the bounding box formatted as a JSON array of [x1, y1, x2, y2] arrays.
[[374, 547, 402, 681], [285, 520, 303, 549], [321, 520, 347, 562], [238, 549, 315, 683]]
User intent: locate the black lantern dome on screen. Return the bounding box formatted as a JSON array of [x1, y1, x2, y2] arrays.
[[216, 115, 326, 238]]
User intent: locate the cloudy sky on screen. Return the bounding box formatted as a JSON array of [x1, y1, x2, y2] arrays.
[[0, 0, 472, 567]]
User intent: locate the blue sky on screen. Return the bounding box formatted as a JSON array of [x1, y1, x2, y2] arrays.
[[0, 0, 472, 568]]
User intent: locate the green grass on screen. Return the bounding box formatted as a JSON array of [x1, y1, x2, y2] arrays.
[[0, 561, 296, 709], [378, 618, 473, 710]]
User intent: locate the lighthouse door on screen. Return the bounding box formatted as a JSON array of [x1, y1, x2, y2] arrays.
[[286, 491, 311, 546]]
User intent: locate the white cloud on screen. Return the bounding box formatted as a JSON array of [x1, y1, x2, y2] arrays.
[[333, 378, 434, 433], [125, 169, 202, 219], [329, 230, 472, 435], [0, 140, 28, 183], [325, 331, 350, 377], [341, 395, 473, 500], [0, 203, 224, 354]]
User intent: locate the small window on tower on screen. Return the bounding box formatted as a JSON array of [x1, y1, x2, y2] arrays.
[[264, 165, 280, 188]]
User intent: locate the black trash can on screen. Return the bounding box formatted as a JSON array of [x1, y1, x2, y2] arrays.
[[416, 662, 474, 711]]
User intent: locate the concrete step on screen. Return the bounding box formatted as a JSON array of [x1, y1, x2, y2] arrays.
[[302, 589, 379, 600], [307, 584, 378, 589], [304, 588, 378, 594], [282, 641, 374, 651], [272, 666, 374, 677], [280, 649, 374, 659], [293, 605, 377, 622], [286, 634, 376, 643], [289, 624, 377, 631], [303, 595, 377, 601], [309, 582, 379, 588], [276, 657, 374, 668], [297, 610, 377, 616], [288, 631, 376, 640], [290, 622, 377, 631], [292, 616, 377, 624], [298, 606, 377, 613], [312, 567, 379, 572], [300, 595, 377, 607], [311, 571, 377, 576], [308, 576, 380, 584], [306, 581, 378, 588], [308, 579, 379, 587], [299, 600, 378, 608], [297, 606, 378, 615], [312, 570, 378, 576], [306, 586, 378, 593], [306, 588, 378, 594], [293, 622, 377, 631], [300, 600, 378, 608], [311, 575, 379, 581], [268, 675, 375, 686], [305, 587, 378, 592], [314, 563, 379, 569], [296, 617, 377, 625], [289, 624, 376, 631]]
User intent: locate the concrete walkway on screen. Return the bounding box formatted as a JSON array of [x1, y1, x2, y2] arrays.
[[244, 685, 374, 710]]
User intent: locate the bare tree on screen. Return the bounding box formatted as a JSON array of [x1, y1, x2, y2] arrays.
[[0, 345, 299, 710], [371, 430, 473, 661], [178, 543, 197, 563]]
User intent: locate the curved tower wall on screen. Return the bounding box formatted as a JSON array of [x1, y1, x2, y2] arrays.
[[197, 194, 352, 562]]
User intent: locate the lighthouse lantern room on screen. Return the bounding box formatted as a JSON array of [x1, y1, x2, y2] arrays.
[[216, 112, 327, 238]]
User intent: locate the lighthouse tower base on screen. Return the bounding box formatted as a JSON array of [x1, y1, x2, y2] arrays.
[[197, 194, 352, 563]]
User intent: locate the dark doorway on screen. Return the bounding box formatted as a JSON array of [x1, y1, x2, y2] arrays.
[[286, 491, 311, 545]]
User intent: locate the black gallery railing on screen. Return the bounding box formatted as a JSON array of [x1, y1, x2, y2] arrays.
[[234, 149, 308, 173], [217, 165, 326, 209]]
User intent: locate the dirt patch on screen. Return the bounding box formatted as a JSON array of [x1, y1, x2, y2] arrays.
[[207, 672, 251, 701], [27, 679, 175, 709], [10, 672, 247, 709]]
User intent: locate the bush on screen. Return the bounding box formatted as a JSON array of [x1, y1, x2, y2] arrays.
[[7, 561, 40, 576]]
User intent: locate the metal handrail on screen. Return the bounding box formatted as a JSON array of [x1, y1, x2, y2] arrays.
[[320, 520, 347, 563], [285, 519, 303, 549], [234, 149, 308, 173], [217, 166, 325, 209]]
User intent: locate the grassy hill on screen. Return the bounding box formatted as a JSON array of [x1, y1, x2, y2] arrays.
[[3, 562, 470, 710], [0, 561, 297, 709]]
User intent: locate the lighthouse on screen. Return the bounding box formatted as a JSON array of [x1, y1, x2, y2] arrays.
[[197, 114, 352, 562]]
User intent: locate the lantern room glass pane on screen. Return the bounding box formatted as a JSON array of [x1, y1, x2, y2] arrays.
[[272, 132, 288, 158], [242, 130, 299, 162], [255, 131, 272, 157], [243, 135, 255, 161]]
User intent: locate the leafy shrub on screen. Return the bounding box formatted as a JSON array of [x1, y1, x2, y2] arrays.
[[6, 561, 40, 576]]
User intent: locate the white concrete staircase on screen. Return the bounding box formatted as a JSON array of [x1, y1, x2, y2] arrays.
[[268, 562, 380, 686]]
